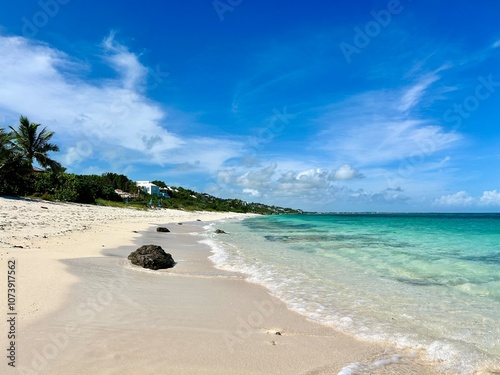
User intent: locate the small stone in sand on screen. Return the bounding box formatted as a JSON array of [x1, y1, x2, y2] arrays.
[[215, 229, 226, 234], [156, 227, 170, 233]]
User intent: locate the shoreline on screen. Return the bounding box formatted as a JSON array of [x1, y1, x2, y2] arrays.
[[0, 197, 442, 374]]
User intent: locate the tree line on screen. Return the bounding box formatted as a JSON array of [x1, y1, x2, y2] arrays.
[[0, 116, 136, 203]]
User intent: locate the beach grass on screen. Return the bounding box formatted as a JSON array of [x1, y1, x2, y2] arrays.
[[95, 198, 147, 210]]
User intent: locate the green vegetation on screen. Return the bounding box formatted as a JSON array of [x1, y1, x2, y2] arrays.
[[9, 116, 62, 173], [0, 120, 33, 196], [150, 182, 300, 214], [95, 198, 147, 210], [0, 116, 301, 214], [33, 172, 124, 204]]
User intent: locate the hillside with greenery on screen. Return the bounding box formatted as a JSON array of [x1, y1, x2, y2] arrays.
[[0, 116, 301, 215]]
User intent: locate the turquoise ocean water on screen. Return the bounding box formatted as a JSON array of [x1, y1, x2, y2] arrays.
[[202, 213, 500, 374]]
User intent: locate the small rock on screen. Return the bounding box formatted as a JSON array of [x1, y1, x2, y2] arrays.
[[133, 231, 138, 233], [275, 331, 282, 336], [177, 223, 183, 225], [128, 244, 175, 270], [215, 229, 226, 234], [41, 206, 48, 209], [196, 219, 201, 222], [156, 227, 170, 232], [13, 245, 23, 248]]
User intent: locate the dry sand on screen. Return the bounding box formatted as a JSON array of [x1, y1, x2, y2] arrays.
[[0, 197, 443, 375]]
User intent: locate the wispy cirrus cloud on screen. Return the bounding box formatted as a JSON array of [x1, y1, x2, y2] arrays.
[[0, 34, 244, 174], [398, 73, 440, 112], [315, 72, 462, 168]]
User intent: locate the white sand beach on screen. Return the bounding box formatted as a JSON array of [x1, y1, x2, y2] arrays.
[[0, 197, 443, 375]]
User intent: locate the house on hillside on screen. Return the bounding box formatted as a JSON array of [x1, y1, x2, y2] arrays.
[[136, 181, 160, 196], [114, 189, 139, 199], [136, 181, 170, 197], [159, 187, 170, 197]]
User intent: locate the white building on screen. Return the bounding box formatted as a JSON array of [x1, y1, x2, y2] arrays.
[[136, 181, 161, 196]]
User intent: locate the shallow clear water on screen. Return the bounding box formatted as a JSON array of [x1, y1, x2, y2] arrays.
[[204, 213, 500, 374]]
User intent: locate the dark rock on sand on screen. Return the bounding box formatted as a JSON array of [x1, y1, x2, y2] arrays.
[[128, 245, 175, 270], [215, 229, 226, 234], [196, 219, 202, 222], [156, 227, 170, 232]]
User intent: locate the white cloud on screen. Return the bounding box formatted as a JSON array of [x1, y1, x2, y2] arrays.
[[0, 34, 243, 173], [62, 141, 94, 165], [235, 162, 277, 189], [102, 31, 148, 90], [218, 163, 363, 198], [242, 188, 261, 197], [277, 168, 331, 195], [434, 191, 474, 206], [398, 74, 439, 112], [317, 74, 462, 168], [213, 162, 405, 208], [331, 164, 364, 180], [434, 190, 500, 208], [479, 190, 500, 206]]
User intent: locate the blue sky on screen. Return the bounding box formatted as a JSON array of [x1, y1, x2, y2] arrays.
[[0, 0, 499, 212]]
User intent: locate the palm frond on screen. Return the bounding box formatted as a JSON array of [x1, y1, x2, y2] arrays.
[[8, 116, 61, 172]]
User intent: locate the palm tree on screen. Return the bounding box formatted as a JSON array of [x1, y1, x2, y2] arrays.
[[9, 116, 62, 172], [0, 127, 12, 166], [0, 126, 31, 194]]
